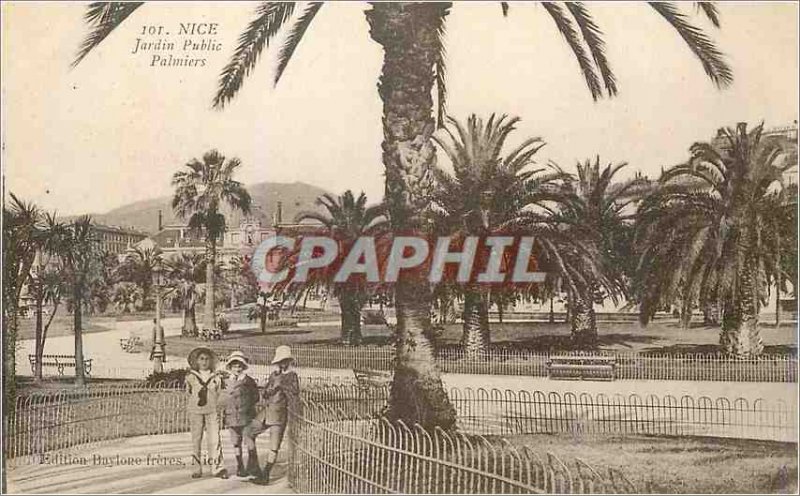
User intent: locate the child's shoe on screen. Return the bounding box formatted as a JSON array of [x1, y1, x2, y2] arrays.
[[215, 468, 229, 479], [235, 455, 246, 478]]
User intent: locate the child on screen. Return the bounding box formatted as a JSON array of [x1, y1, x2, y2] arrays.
[[185, 347, 228, 479], [221, 351, 260, 479], [246, 345, 300, 485]]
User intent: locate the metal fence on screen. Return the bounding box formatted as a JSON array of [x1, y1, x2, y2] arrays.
[[300, 384, 799, 443], [5, 381, 797, 493], [4, 382, 188, 466], [287, 395, 637, 494], [183, 343, 798, 382]]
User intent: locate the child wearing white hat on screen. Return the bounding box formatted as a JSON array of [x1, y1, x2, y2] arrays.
[[222, 351, 260, 479], [246, 345, 299, 485]]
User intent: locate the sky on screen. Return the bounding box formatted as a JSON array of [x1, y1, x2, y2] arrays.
[[2, 1, 798, 216]]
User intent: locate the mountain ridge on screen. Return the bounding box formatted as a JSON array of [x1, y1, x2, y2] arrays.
[[62, 181, 332, 234]]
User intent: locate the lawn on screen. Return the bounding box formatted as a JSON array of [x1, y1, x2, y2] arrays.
[[508, 433, 798, 494], [15, 314, 111, 340], [162, 318, 797, 360]]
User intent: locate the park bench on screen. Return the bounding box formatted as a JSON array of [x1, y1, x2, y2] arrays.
[[29, 354, 93, 377], [353, 368, 392, 388], [119, 336, 143, 353], [361, 309, 388, 326], [546, 355, 616, 381]]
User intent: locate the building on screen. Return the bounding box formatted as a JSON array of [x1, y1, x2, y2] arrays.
[[143, 203, 283, 267], [92, 224, 149, 256]]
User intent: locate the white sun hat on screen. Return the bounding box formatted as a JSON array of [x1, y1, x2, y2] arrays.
[[270, 345, 294, 365], [225, 350, 250, 370]]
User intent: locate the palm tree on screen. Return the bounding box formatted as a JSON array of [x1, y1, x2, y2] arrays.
[[77, 1, 731, 429], [295, 190, 388, 345], [431, 114, 552, 356], [3, 194, 44, 406], [636, 122, 796, 356], [550, 158, 649, 346], [58, 216, 101, 385], [172, 150, 252, 332], [165, 252, 206, 336], [112, 282, 144, 313], [117, 245, 162, 309], [29, 213, 69, 382]]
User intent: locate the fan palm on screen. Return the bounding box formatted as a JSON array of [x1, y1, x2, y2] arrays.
[[117, 245, 162, 308], [636, 122, 796, 356], [431, 113, 555, 356], [165, 252, 206, 336], [172, 150, 252, 332], [76, 1, 731, 429], [549, 157, 649, 346], [295, 190, 388, 345]]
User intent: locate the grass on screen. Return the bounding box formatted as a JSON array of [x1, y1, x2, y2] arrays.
[[15, 314, 111, 340], [507, 433, 798, 494], [161, 318, 797, 361]]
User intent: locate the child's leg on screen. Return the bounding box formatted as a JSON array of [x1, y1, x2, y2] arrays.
[[205, 411, 225, 476], [229, 427, 245, 477], [243, 419, 265, 479], [228, 427, 243, 458], [259, 424, 285, 483], [189, 413, 205, 476]]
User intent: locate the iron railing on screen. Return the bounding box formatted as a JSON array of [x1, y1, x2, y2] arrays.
[[171, 344, 798, 382], [287, 395, 637, 494], [5, 381, 797, 493], [302, 384, 799, 443]]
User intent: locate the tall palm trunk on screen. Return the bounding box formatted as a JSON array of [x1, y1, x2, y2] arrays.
[[204, 235, 216, 331], [367, 2, 456, 431], [34, 291, 44, 381], [679, 298, 693, 330], [461, 288, 489, 358], [183, 301, 197, 336], [183, 284, 197, 336], [702, 299, 720, 326], [73, 281, 86, 386], [339, 290, 363, 345], [720, 262, 763, 356], [570, 292, 597, 348]]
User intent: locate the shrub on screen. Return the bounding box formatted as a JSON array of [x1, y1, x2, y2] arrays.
[[217, 312, 230, 333], [145, 368, 188, 387]]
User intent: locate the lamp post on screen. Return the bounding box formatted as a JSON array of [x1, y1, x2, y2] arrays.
[[151, 260, 166, 373]]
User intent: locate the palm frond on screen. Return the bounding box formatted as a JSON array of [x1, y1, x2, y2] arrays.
[[565, 2, 617, 97], [696, 2, 721, 28], [214, 2, 296, 109], [73, 2, 143, 67], [649, 2, 732, 88], [541, 2, 603, 101], [274, 2, 323, 85]]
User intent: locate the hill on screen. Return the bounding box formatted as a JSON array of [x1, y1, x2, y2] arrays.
[[70, 181, 331, 234]]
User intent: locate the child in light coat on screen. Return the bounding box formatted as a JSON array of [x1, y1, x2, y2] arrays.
[[185, 347, 228, 479]]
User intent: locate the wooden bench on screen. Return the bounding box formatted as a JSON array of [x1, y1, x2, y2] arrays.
[[546, 355, 616, 381], [29, 354, 93, 377], [361, 309, 388, 326], [119, 336, 143, 353], [353, 368, 392, 388]]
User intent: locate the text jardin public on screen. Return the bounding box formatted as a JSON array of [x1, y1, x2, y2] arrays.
[[250, 235, 546, 288], [131, 23, 221, 67]]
